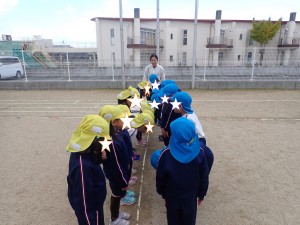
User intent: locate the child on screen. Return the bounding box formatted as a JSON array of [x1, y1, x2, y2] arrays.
[[156, 117, 209, 225], [98, 105, 134, 225], [130, 112, 155, 135], [170, 91, 214, 173], [66, 114, 110, 225], [158, 83, 181, 146]]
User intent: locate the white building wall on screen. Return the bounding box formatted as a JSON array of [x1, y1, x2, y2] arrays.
[[94, 15, 300, 68]]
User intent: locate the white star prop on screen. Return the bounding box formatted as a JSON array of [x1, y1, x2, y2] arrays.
[[151, 80, 160, 90], [160, 94, 169, 103], [149, 99, 161, 109], [128, 94, 144, 109], [99, 137, 112, 152], [144, 82, 151, 96], [171, 98, 182, 110], [120, 113, 133, 130], [145, 121, 154, 133]]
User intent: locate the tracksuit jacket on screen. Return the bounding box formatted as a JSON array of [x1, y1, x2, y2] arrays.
[[156, 147, 209, 225], [103, 132, 131, 196], [67, 152, 106, 225]]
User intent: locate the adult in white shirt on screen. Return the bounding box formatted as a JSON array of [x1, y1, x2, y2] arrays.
[[143, 54, 165, 82]]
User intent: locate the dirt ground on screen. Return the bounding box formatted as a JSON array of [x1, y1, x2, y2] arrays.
[[0, 89, 299, 225]]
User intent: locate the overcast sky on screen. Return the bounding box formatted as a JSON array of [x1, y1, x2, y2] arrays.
[[0, 0, 299, 44]]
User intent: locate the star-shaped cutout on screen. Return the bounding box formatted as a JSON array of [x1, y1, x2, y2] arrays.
[[145, 121, 154, 133], [128, 94, 144, 109], [149, 99, 161, 109], [171, 98, 182, 110], [120, 113, 133, 130], [151, 80, 160, 90], [160, 94, 169, 103], [99, 137, 112, 152], [144, 82, 151, 96]]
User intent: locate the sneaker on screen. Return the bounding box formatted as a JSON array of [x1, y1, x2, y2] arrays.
[[126, 190, 135, 198], [128, 179, 135, 186], [132, 153, 140, 161], [109, 218, 129, 225], [120, 195, 136, 206], [159, 135, 164, 141], [119, 211, 131, 220], [130, 175, 138, 182], [131, 168, 137, 175]]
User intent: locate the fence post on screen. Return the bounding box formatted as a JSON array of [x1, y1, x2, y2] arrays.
[[204, 48, 208, 81], [251, 47, 256, 82], [21, 49, 28, 82]]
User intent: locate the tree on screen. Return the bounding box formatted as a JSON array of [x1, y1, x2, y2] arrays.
[[250, 18, 282, 65]]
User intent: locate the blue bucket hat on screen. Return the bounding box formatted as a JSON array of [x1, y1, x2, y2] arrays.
[[170, 91, 193, 114], [160, 80, 175, 88], [158, 83, 178, 97], [150, 149, 163, 169], [151, 93, 161, 103], [169, 117, 200, 163], [149, 74, 158, 83]]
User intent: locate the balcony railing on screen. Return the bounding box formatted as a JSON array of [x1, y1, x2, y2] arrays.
[[206, 37, 233, 48], [127, 37, 163, 49], [278, 37, 300, 48]]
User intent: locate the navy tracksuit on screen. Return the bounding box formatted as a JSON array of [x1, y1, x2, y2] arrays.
[[160, 102, 182, 146], [67, 153, 106, 225], [103, 132, 131, 197], [156, 148, 209, 225]]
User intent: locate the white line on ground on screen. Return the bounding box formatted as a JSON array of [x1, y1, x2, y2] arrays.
[[135, 134, 149, 225]]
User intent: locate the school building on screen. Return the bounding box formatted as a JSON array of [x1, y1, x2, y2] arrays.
[[91, 9, 300, 68]]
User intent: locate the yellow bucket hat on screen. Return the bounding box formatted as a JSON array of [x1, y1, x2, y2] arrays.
[[117, 89, 132, 100], [98, 105, 125, 122], [130, 112, 154, 128], [137, 81, 148, 89], [128, 86, 140, 98], [66, 114, 110, 153], [142, 109, 155, 120], [117, 104, 131, 116]]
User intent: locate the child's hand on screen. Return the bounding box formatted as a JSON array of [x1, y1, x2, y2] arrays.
[[122, 186, 128, 191], [161, 128, 169, 138], [101, 151, 107, 160], [198, 198, 202, 205]]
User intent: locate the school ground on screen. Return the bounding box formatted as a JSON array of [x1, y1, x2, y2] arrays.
[[0, 89, 299, 225]]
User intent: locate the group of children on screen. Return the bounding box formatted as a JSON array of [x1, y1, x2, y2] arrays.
[[66, 73, 214, 225]]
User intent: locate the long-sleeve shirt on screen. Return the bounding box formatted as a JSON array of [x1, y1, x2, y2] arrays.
[[156, 147, 209, 201], [67, 153, 106, 225], [143, 64, 165, 82], [102, 133, 130, 189]]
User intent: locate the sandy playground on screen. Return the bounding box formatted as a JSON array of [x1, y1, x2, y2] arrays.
[[0, 89, 300, 225]]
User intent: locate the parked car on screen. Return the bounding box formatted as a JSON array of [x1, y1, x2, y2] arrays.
[[0, 56, 24, 79]]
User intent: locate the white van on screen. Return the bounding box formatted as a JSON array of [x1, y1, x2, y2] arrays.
[[0, 56, 24, 79]]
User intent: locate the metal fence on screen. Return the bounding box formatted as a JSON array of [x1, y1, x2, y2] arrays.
[[0, 47, 299, 82]]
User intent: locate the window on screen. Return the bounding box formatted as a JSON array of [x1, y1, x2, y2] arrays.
[[183, 30, 187, 45], [248, 38, 253, 45], [110, 28, 115, 46], [239, 34, 243, 40], [238, 55, 241, 61], [110, 29, 114, 38], [170, 34, 173, 40], [169, 55, 173, 62], [140, 28, 156, 45], [247, 52, 252, 63]]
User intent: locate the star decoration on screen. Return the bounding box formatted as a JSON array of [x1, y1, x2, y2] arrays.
[[149, 99, 161, 109], [151, 80, 160, 90], [144, 82, 151, 96], [128, 94, 144, 109], [160, 94, 169, 103], [171, 98, 182, 110], [120, 113, 133, 130], [145, 121, 154, 133], [99, 137, 112, 152]]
